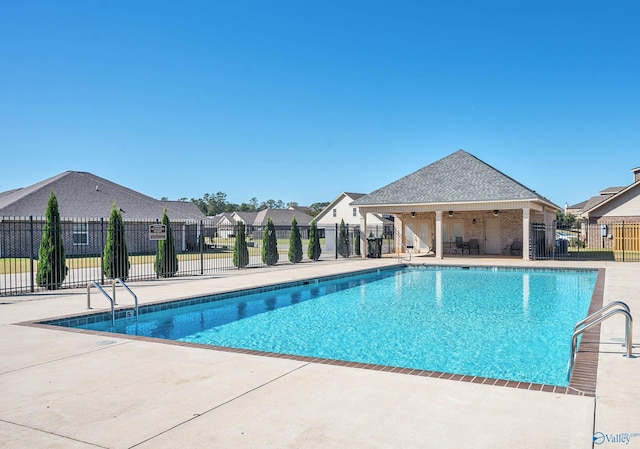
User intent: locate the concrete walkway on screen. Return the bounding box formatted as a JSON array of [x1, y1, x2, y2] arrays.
[[1, 257, 638, 448]]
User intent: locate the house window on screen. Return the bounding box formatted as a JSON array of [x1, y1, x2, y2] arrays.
[[73, 223, 89, 245], [353, 208, 357, 217], [333, 209, 337, 217]]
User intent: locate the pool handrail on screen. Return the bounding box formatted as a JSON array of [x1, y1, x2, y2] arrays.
[[568, 306, 633, 379], [574, 301, 630, 333], [112, 278, 138, 318], [87, 281, 115, 326], [394, 230, 412, 263]]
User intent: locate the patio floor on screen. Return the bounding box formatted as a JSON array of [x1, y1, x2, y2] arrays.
[[1, 257, 638, 449]]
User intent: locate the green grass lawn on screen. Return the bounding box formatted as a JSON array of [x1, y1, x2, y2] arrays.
[[1, 237, 326, 275]]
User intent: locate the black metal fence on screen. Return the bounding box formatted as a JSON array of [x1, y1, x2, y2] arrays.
[[529, 220, 640, 262], [0, 216, 392, 295]]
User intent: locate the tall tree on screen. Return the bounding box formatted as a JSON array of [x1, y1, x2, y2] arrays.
[[36, 190, 67, 290], [103, 203, 130, 280], [288, 216, 303, 263], [338, 219, 350, 258], [233, 221, 250, 268], [155, 208, 178, 277], [261, 217, 279, 266], [307, 202, 330, 217], [307, 219, 322, 261]]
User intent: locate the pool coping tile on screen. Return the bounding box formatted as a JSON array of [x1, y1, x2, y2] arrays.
[[18, 266, 604, 398]]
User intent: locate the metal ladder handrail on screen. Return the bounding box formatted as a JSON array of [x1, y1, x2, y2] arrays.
[[113, 278, 138, 318], [394, 230, 412, 263], [568, 308, 633, 378], [87, 281, 115, 325], [574, 301, 631, 333]]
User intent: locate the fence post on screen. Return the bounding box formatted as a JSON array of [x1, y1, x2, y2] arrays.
[[29, 215, 35, 293], [622, 221, 625, 262], [335, 223, 338, 259], [199, 220, 204, 275], [100, 217, 105, 285]]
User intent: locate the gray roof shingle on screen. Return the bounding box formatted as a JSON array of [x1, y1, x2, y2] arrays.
[[351, 150, 551, 205], [0, 171, 206, 221]]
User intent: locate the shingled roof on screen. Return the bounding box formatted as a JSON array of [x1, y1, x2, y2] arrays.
[[351, 150, 554, 206], [0, 171, 206, 221]]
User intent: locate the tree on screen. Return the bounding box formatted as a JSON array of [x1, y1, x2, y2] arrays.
[[338, 219, 350, 257], [233, 221, 250, 268], [103, 203, 130, 280], [262, 217, 279, 266], [308, 219, 321, 261], [288, 216, 303, 263], [155, 208, 178, 277], [556, 211, 578, 228], [307, 202, 330, 217], [36, 190, 67, 290]]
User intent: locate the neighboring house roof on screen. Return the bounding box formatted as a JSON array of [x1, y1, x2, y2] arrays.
[[208, 212, 235, 226], [578, 195, 613, 215], [233, 211, 259, 225], [567, 200, 587, 210], [161, 200, 208, 221], [0, 171, 206, 221], [288, 205, 311, 214], [253, 208, 313, 226], [582, 180, 640, 216], [599, 186, 625, 195], [351, 150, 557, 207]]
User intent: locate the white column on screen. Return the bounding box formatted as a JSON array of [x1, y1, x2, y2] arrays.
[[395, 215, 404, 255], [522, 207, 530, 260], [359, 213, 367, 258], [435, 210, 443, 259]]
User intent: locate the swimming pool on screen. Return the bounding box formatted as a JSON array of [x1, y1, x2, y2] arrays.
[[48, 266, 598, 387]]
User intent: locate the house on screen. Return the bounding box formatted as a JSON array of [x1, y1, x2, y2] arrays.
[[350, 150, 561, 259], [315, 192, 394, 253], [316, 192, 393, 233], [576, 166, 640, 250], [0, 171, 206, 257]]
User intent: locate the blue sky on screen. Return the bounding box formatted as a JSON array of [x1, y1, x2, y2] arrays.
[[1, 1, 638, 209]]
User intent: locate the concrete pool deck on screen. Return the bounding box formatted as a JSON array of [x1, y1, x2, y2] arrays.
[[0, 257, 638, 448]]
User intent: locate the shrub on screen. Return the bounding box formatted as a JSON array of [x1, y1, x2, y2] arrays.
[[354, 229, 361, 256], [307, 219, 321, 261], [154, 208, 178, 277], [288, 216, 303, 263], [262, 217, 279, 266], [233, 221, 250, 268], [36, 190, 67, 290], [103, 203, 130, 280], [338, 219, 350, 258]]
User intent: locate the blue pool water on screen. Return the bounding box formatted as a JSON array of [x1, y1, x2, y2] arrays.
[[69, 266, 597, 386]]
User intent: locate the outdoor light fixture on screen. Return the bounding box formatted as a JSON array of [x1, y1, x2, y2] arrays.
[[472, 218, 477, 225], [411, 212, 416, 217], [493, 210, 499, 216], [448, 211, 453, 217]]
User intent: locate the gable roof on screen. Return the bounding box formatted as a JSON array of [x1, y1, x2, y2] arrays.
[[253, 208, 313, 226], [233, 211, 259, 224], [351, 150, 556, 207], [314, 192, 365, 222], [0, 171, 206, 221], [582, 180, 640, 216]]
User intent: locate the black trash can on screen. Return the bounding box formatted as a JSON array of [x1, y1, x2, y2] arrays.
[[556, 238, 568, 255], [367, 237, 383, 258]]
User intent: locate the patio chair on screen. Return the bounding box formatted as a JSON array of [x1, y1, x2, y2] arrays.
[[510, 239, 522, 256], [455, 236, 466, 254], [468, 238, 480, 255]]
